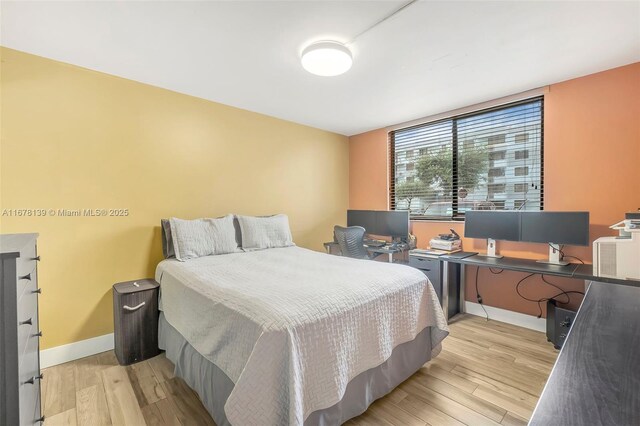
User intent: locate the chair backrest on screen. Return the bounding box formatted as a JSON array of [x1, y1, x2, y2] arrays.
[[334, 225, 369, 259]]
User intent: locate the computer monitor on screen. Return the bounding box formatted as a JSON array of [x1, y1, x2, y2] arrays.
[[464, 211, 521, 258], [376, 211, 410, 238], [347, 210, 409, 239], [520, 211, 590, 265], [346, 210, 377, 235], [520, 212, 590, 246]]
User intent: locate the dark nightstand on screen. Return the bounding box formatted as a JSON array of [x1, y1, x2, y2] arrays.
[[113, 279, 160, 365]]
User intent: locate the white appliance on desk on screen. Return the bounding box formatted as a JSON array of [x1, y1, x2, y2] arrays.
[[429, 238, 461, 251], [593, 216, 640, 280]]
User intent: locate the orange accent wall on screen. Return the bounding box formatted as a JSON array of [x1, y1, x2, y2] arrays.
[[349, 62, 640, 316], [349, 129, 390, 210]]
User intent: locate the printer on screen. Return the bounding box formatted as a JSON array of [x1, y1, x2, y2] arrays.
[[593, 212, 640, 280], [429, 229, 462, 252]]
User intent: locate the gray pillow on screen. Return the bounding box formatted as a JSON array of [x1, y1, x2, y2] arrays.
[[161, 219, 175, 259], [236, 214, 294, 250], [233, 216, 243, 248], [169, 215, 239, 261]]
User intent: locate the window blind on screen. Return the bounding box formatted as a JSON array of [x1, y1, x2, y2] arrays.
[[389, 97, 543, 219]]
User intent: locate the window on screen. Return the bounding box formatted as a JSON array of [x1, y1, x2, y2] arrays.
[[488, 184, 506, 194], [488, 134, 506, 146], [490, 200, 506, 210], [488, 167, 505, 177], [389, 97, 543, 219], [514, 183, 528, 192], [489, 151, 506, 161]]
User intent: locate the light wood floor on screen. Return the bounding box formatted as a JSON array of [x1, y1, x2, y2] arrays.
[[42, 314, 557, 425]]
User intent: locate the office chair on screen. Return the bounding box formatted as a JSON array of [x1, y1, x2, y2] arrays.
[[334, 225, 370, 259]]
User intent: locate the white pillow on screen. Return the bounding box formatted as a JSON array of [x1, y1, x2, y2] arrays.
[[236, 214, 294, 250], [169, 215, 238, 261]]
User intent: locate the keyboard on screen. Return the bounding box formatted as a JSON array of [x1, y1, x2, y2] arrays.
[[364, 239, 386, 248]]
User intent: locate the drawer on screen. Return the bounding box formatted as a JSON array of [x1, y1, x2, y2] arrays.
[[19, 340, 40, 426], [409, 256, 442, 303], [16, 243, 38, 282], [17, 267, 39, 319], [19, 379, 40, 425], [17, 322, 33, 370], [19, 383, 37, 425], [17, 283, 39, 362], [408, 255, 441, 273], [30, 391, 42, 425], [17, 263, 38, 304], [424, 269, 441, 289], [18, 308, 40, 372]]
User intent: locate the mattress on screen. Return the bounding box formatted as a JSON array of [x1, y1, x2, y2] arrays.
[[156, 246, 448, 425]]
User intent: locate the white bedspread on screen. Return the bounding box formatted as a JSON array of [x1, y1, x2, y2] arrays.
[[156, 246, 448, 425]]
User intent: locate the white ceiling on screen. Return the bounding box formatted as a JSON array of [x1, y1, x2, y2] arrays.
[[2, 1, 639, 136]]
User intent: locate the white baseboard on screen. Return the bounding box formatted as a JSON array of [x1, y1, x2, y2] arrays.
[[40, 333, 114, 368], [463, 301, 546, 332]]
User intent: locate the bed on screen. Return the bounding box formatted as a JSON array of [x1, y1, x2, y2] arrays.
[[155, 245, 448, 425]]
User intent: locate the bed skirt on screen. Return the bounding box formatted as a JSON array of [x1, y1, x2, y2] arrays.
[[159, 312, 436, 426]]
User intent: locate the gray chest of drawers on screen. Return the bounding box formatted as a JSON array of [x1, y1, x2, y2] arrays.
[[1, 234, 44, 425]]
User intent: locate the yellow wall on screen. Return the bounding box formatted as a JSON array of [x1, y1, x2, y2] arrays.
[[0, 48, 349, 349]]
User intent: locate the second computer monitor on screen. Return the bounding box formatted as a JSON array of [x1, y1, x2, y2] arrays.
[[463, 211, 521, 242], [520, 211, 590, 246]]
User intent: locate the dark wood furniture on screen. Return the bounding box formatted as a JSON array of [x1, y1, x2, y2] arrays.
[[530, 282, 640, 425], [1, 233, 44, 425], [113, 279, 160, 365]]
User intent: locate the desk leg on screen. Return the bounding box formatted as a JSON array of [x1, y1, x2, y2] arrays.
[[388, 252, 393, 263], [459, 264, 466, 314], [442, 260, 450, 320]]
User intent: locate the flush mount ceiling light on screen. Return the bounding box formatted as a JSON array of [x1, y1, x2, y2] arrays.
[[299, 1, 419, 77], [301, 41, 353, 77]]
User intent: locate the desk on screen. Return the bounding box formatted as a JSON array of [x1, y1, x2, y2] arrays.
[[323, 241, 338, 254], [323, 241, 405, 263], [436, 253, 640, 423], [443, 254, 578, 277], [572, 263, 640, 286], [529, 282, 640, 425], [366, 245, 405, 263], [439, 253, 640, 318]]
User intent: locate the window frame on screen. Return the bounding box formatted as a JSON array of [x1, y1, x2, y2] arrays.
[[388, 97, 544, 221]]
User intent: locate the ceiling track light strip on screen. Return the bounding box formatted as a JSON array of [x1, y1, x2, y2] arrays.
[[346, 0, 420, 45]]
